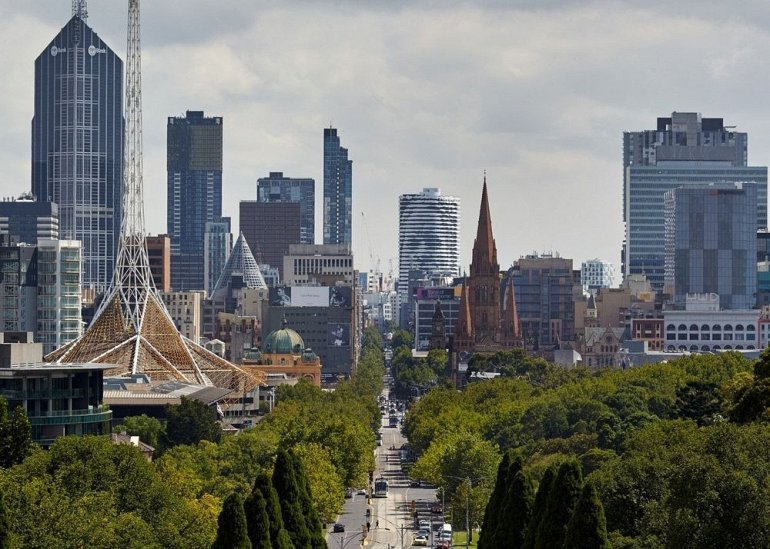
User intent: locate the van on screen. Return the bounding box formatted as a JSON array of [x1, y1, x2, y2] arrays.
[[441, 523, 453, 536]]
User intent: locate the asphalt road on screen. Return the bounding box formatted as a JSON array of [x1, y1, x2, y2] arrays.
[[327, 381, 445, 548]]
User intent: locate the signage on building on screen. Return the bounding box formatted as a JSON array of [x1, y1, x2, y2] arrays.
[[292, 286, 329, 307], [416, 287, 456, 301], [327, 323, 350, 347]]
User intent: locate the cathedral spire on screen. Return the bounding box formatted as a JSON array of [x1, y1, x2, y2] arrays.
[[502, 276, 521, 342], [471, 175, 498, 274], [454, 279, 473, 339]]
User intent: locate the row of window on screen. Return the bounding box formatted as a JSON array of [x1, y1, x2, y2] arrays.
[[666, 323, 756, 331], [666, 333, 756, 341]]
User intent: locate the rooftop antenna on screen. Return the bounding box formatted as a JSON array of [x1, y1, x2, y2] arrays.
[[72, 0, 88, 20]]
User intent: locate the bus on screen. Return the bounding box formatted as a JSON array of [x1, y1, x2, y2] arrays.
[[374, 477, 389, 498]]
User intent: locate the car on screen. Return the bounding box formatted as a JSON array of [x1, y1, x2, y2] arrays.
[[357, 488, 367, 495], [412, 533, 428, 546], [418, 520, 430, 531], [333, 523, 345, 533], [410, 479, 422, 487], [431, 503, 443, 514], [435, 540, 451, 549]]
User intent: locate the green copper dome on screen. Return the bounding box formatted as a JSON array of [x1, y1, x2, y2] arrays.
[[263, 318, 305, 354]]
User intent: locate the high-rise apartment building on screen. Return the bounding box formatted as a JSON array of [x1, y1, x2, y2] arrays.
[[204, 218, 232, 296], [0, 236, 38, 333], [167, 111, 223, 291], [36, 239, 82, 354], [398, 187, 460, 303], [283, 244, 355, 286], [664, 183, 757, 310], [32, 13, 123, 291], [323, 128, 352, 246], [623, 112, 767, 291], [239, 201, 301, 279], [0, 196, 59, 244], [257, 172, 315, 245]]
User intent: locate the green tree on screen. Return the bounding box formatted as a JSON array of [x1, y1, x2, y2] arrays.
[[114, 414, 165, 449], [251, 473, 293, 549], [244, 489, 272, 549], [0, 491, 9, 549], [7, 406, 31, 467], [563, 481, 610, 549], [164, 397, 222, 447], [675, 381, 723, 425], [478, 452, 513, 549], [288, 450, 325, 548], [272, 450, 311, 548], [523, 465, 556, 549], [294, 443, 344, 524], [212, 492, 252, 549], [534, 460, 582, 549], [498, 469, 535, 549]]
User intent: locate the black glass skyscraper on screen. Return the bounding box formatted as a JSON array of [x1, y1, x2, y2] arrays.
[[167, 110, 223, 291], [32, 14, 124, 291], [257, 172, 315, 244], [323, 128, 352, 246]]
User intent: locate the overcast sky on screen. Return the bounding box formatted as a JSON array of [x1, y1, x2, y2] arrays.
[[1, 1, 769, 278]]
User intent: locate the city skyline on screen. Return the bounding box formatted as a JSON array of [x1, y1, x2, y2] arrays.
[[4, 2, 770, 275]]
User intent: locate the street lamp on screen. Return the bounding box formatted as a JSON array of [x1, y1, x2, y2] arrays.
[[442, 474, 494, 549], [335, 530, 366, 549]]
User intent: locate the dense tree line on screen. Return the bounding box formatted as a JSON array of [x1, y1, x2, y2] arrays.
[[0, 326, 385, 547], [389, 329, 450, 399], [404, 349, 770, 547]]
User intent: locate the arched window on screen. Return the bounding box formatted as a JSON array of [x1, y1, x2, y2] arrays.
[[689, 345, 698, 352], [701, 324, 710, 331], [724, 345, 733, 350], [712, 324, 721, 331], [724, 324, 733, 331], [667, 324, 676, 331], [690, 324, 699, 331], [735, 345, 744, 350], [713, 345, 721, 351], [748, 345, 756, 350], [667, 345, 676, 352], [701, 345, 710, 351], [748, 325, 756, 331], [736, 324, 744, 331], [678, 324, 687, 331], [678, 345, 688, 351]]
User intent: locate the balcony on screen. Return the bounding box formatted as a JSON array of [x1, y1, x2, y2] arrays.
[[29, 405, 112, 426]]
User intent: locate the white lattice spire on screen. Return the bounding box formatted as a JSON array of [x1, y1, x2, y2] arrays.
[[107, 0, 156, 331], [72, 0, 88, 20]]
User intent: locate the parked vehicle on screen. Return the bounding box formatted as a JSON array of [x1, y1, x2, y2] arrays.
[[333, 523, 345, 533], [345, 487, 353, 498]]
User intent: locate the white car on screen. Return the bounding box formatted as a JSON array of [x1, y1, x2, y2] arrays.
[[412, 533, 428, 546]]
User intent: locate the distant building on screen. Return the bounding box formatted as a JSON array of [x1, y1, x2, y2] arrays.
[[663, 294, 758, 352], [623, 112, 767, 291], [0, 237, 38, 333], [32, 14, 124, 291], [240, 201, 301, 279], [398, 187, 460, 321], [414, 286, 461, 351], [664, 183, 757, 310], [204, 218, 232, 296], [145, 234, 171, 292], [580, 259, 614, 294], [167, 111, 223, 291], [0, 196, 58, 244], [36, 239, 82, 354], [242, 319, 322, 387], [323, 128, 353, 246], [282, 244, 355, 286], [160, 290, 205, 344], [510, 253, 579, 352], [257, 172, 315, 245]]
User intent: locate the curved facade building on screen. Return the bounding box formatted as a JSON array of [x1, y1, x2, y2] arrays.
[[32, 15, 124, 291], [398, 187, 460, 304]]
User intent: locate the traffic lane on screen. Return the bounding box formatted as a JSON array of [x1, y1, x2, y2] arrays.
[[326, 491, 368, 544]]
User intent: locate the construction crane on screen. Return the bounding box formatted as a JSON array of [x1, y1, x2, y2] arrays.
[[361, 211, 381, 274]]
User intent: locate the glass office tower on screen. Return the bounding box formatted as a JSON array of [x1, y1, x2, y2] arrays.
[[623, 112, 767, 292], [32, 15, 123, 291], [167, 111, 223, 291], [323, 128, 352, 246]]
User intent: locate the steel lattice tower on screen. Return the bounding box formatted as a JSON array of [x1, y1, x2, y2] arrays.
[[47, 0, 262, 393]]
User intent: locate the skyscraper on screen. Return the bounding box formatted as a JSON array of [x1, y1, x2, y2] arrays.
[[167, 110, 223, 290], [204, 218, 232, 296], [664, 183, 757, 310], [323, 128, 352, 246], [398, 187, 460, 323], [32, 11, 123, 291], [399, 188, 460, 283], [0, 196, 59, 244], [257, 172, 315, 244], [623, 112, 767, 291]]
